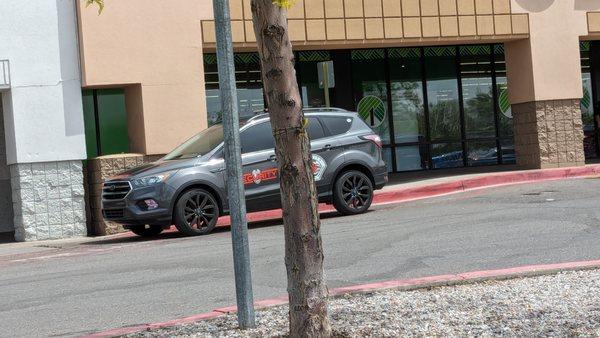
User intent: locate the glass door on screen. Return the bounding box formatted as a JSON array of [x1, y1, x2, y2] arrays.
[[581, 41, 599, 159], [350, 49, 393, 171], [389, 48, 428, 171], [424, 47, 463, 169], [459, 45, 499, 166]]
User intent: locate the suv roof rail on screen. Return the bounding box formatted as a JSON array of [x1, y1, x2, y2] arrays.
[[247, 112, 269, 122], [303, 107, 348, 113], [251, 107, 348, 115], [246, 107, 350, 123]]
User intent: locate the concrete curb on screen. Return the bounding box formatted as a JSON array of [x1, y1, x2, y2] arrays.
[[82, 259, 600, 338], [215, 164, 600, 226]]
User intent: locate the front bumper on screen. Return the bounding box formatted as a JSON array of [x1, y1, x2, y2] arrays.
[[101, 182, 176, 226]]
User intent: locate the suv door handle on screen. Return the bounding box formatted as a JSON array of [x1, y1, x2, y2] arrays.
[[269, 154, 277, 162], [322, 144, 332, 151]]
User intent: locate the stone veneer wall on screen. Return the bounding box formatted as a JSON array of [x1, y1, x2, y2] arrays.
[[11, 161, 87, 241], [513, 99, 585, 169], [87, 154, 146, 235]]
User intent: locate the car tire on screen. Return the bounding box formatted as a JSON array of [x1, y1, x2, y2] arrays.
[[332, 170, 374, 215], [174, 188, 220, 236], [129, 224, 164, 237]]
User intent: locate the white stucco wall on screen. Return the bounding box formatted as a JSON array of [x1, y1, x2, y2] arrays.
[[0, 0, 87, 164]]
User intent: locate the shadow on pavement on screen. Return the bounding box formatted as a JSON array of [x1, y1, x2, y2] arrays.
[[81, 211, 342, 246]]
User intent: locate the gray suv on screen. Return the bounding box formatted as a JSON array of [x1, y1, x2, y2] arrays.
[[102, 108, 388, 237]]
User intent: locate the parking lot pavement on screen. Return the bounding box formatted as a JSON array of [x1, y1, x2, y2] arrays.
[[1, 178, 600, 337]]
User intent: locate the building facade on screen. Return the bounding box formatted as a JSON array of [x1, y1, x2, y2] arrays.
[[0, 0, 88, 241], [0, 0, 599, 241]]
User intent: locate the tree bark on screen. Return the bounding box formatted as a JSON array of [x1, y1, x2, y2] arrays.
[[250, 1, 331, 337]]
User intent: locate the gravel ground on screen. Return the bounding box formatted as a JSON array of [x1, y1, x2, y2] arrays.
[[127, 270, 600, 337]]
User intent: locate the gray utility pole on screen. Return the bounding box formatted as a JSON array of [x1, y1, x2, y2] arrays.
[[212, 0, 256, 329]]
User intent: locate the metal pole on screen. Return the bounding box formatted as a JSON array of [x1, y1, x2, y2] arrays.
[[323, 62, 330, 108], [212, 0, 256, 329]]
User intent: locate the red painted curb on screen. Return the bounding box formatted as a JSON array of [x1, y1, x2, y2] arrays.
[[82, 259, 600, 338], [328, 274, 462, 296], [82, 311, 225, 338]]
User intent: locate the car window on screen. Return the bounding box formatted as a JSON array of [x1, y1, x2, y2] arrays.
[[163, 124, 224, 160], [307, 117, 326, 140], [320, 116, 353, 136], [240, 122, 275, 154]]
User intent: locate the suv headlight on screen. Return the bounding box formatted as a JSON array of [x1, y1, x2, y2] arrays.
[[131, 171, 176, 188]]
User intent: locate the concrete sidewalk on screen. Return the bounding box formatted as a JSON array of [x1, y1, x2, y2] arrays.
[[1, 163, 600, 259]]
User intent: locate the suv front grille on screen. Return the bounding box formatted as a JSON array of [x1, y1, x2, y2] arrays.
[[103, 209, 124, 219], [102, 181, 132, 200]]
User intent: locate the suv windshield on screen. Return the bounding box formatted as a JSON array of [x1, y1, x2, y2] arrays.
[[164, 124, 224, 160]]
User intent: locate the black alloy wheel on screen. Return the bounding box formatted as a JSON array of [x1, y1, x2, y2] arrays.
[[174, 188, 219, 236], [333, 170, 374, 215]]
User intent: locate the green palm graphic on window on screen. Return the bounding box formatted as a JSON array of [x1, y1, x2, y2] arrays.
[[358, 96, 386, 128], [582, 86, 591, 110], [498, 85, 512, 118]]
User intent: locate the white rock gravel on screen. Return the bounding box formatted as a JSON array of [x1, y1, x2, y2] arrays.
[[126, 269, 600, 337]]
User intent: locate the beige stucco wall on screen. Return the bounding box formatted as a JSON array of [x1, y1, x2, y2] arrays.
[[506, 0, 594, 104], [77, 0, 600, 155], [201, 0, 530, 50], [78, 0, 212, 155]]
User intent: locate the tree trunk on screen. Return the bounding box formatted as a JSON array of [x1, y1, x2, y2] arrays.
[[250, 1, 331, 337]]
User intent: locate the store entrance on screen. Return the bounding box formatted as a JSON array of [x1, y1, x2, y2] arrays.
[[294, 45, 514, 173], [203, 44, 516, 173], [581, 41, 600, 159]]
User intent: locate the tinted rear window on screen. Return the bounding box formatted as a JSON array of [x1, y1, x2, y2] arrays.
[[307, 117, 326, 140], [320, 116, 353, 136]]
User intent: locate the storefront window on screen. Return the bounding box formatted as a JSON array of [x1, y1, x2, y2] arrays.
[[205, 44, 512, 172], [389, 48, 426, 144], [501, 139, 516, 164], [460, 45, 495, 139], [580, 41, 598, 159], [467, 140, 498, 166], [425, 47, 461, 141], [431, 143, 463, 169], [382, 148, 393, 173], [297, 51, 332, 108], [395, 145, 428, 171], [203, 53, 264, 126], [351, 49, 391, 145], [495, 45, 513, 139], [582, 72, 594, 123]]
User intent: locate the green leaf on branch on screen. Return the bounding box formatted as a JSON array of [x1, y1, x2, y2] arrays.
[[272, 0, 296, 9], [84, 0, 104, 14]]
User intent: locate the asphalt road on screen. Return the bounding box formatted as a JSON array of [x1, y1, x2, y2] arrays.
[[1, 179, 600, 337]]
